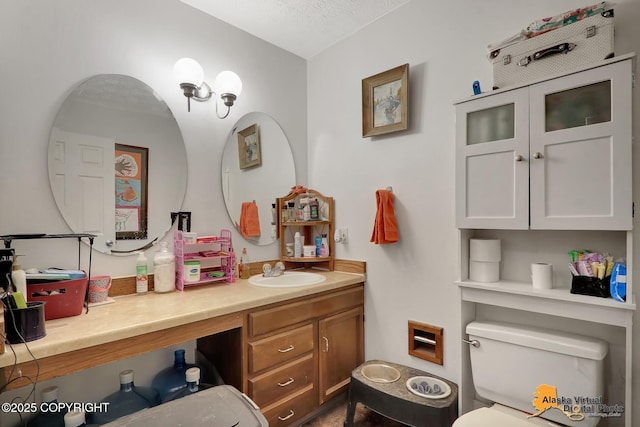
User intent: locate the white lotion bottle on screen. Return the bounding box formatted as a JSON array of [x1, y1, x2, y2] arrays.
[[294, 232, 302, 258]]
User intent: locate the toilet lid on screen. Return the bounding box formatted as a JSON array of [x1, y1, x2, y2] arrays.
[[453, 405, 564, 427]]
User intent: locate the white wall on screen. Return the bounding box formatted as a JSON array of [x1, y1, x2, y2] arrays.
[[0, 1, 305, 425], [307, 0, 640, 422]]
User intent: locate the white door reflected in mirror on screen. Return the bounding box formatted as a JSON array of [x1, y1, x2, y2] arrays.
[[47, 74, 188, 255]]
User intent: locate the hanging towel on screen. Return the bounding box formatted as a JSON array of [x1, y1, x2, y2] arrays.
[[370, 189, 399, 244], [240, 202, 261, 238]]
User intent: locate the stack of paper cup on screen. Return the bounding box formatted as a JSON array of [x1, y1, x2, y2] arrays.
[[469, 239, 501, 282]]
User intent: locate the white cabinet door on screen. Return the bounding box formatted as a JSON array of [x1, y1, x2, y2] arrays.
[[456, 88, 530, 229], [529, 60, 632, 230]]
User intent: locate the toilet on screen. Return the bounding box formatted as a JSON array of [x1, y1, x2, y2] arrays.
[[454, 320, 608, 427]]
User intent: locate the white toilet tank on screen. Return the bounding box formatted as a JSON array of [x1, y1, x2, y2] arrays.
[[466, 321, 608, 427]]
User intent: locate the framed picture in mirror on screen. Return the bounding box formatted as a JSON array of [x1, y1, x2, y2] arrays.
[[362, 63, 409, 137], [238, 124, 261, 169], [115, 143, 148, 240]]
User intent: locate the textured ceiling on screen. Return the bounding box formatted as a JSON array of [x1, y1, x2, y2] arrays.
[[179, 0, 412, 58]]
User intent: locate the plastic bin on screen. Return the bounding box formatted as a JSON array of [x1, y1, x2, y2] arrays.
[[101, 385, 267, 427], [27, 277, 87, 320]]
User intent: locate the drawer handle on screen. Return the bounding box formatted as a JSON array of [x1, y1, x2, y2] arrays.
[[278, 344, 295, 353], [278, 410, 295, 421], [323, 336, 329, 352], [277, 377, 295, 387]]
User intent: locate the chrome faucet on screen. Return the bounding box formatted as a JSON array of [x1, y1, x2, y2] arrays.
[[262, 262, 285, 277]]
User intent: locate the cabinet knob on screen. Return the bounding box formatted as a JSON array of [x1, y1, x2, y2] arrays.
[[105, 240, 113, 247], [533, 152, 544, 159], [514, 154, 524, 162]]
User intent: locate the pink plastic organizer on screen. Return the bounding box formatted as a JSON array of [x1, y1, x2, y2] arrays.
[[174, 230, 236, 291]]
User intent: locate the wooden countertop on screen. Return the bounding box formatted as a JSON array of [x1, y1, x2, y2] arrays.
[[0, 270, 365, 388]]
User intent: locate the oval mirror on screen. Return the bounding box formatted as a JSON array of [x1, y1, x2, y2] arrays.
[[48, 74, 187, 255], [221, 112, 296, 246]]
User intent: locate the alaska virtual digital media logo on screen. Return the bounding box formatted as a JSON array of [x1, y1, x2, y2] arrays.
[[529, 384, 624, 421]]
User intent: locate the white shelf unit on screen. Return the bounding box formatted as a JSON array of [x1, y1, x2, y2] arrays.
[[454, 54, 636, 427], [456, 229, 636, 426], [174, 230, 236, 291]]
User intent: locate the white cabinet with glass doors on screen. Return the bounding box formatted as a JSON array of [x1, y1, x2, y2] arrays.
[[455, 56, 633, 230]]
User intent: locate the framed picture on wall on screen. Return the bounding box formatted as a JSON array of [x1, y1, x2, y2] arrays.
[[115, 143, 148, 240], [362, 63, 409, 137], [238, 123, 261, 169]]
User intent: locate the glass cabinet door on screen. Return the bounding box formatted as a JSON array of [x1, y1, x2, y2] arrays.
[[455, 87, 529, 229], [544, 80, 611, 132], [529, 59, 632, 230], [466, 103, 515, 145]]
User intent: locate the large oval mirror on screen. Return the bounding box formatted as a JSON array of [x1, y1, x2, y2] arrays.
[[48, 74, 187, 255], [221, 112, 295, 246]]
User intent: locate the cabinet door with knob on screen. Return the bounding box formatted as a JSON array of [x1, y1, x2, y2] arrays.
[[455, 87, 530, 229], [318, 306, 364, 404], [529, 59, 632, 230], [456, 58, 632, 230]]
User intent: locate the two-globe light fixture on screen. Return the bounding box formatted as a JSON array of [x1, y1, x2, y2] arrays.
[[174, 57, 242, 119]]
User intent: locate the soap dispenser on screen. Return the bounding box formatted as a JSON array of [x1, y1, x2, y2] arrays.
[[11, 254, 26, 296]]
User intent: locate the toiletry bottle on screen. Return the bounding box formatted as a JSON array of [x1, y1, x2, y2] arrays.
[[240, 248, 250, 279], [271, 203, 276, 225], [136, 252, 148, 295], [303, 203, 311, 221], [287, 202, 295, 222], [315, 236, 322, 257], [294, 232, 302, 258], [310, 198, 319, 220], [11, 254, 26, 296], [153, 242, 175, 293], [321, 234, 329, 257]]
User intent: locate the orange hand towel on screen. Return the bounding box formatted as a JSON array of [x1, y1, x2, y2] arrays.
[[370, 189, 399, 244], [240, 202, 261, 238]]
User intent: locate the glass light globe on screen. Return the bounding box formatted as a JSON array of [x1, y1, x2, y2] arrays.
[[173, 58, 204, 86], [214, 71, 242, 97]]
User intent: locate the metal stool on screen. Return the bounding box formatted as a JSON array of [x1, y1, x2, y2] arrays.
[[345, 360, 458, 427]]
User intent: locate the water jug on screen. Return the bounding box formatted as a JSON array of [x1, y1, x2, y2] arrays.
[[161, 367, 212, 403], [151, 349, 198, 401], [89, 370, 159, 425], [27, 386, 67, 427]]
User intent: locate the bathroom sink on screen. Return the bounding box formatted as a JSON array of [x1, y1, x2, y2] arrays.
[[248, 271, 326, 288], [360, 363, 401, 383], [406, 376, 451, 399]]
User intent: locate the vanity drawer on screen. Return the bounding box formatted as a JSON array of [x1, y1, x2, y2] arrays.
[[249, 353, 314, 407], [261, 385, 315, 427], [249, 286, 364, 337], [249, 323, 314, 373]]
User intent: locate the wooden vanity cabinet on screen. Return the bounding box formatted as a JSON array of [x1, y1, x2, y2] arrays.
[[245, 284, 364, 426]]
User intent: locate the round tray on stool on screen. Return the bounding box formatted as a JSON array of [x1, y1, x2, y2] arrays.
[[345, 360, 458, 427]]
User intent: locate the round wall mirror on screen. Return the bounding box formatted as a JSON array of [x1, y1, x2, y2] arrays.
[[221, 112, 296, 246], [48, 74, 187, 255]]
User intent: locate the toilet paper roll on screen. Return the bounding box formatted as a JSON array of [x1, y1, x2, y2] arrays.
[[531, 263, 553, 289], [469, 239, 501, 262]]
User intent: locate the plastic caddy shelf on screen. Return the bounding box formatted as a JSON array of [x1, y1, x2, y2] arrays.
[[101, 385, 267, 427]]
